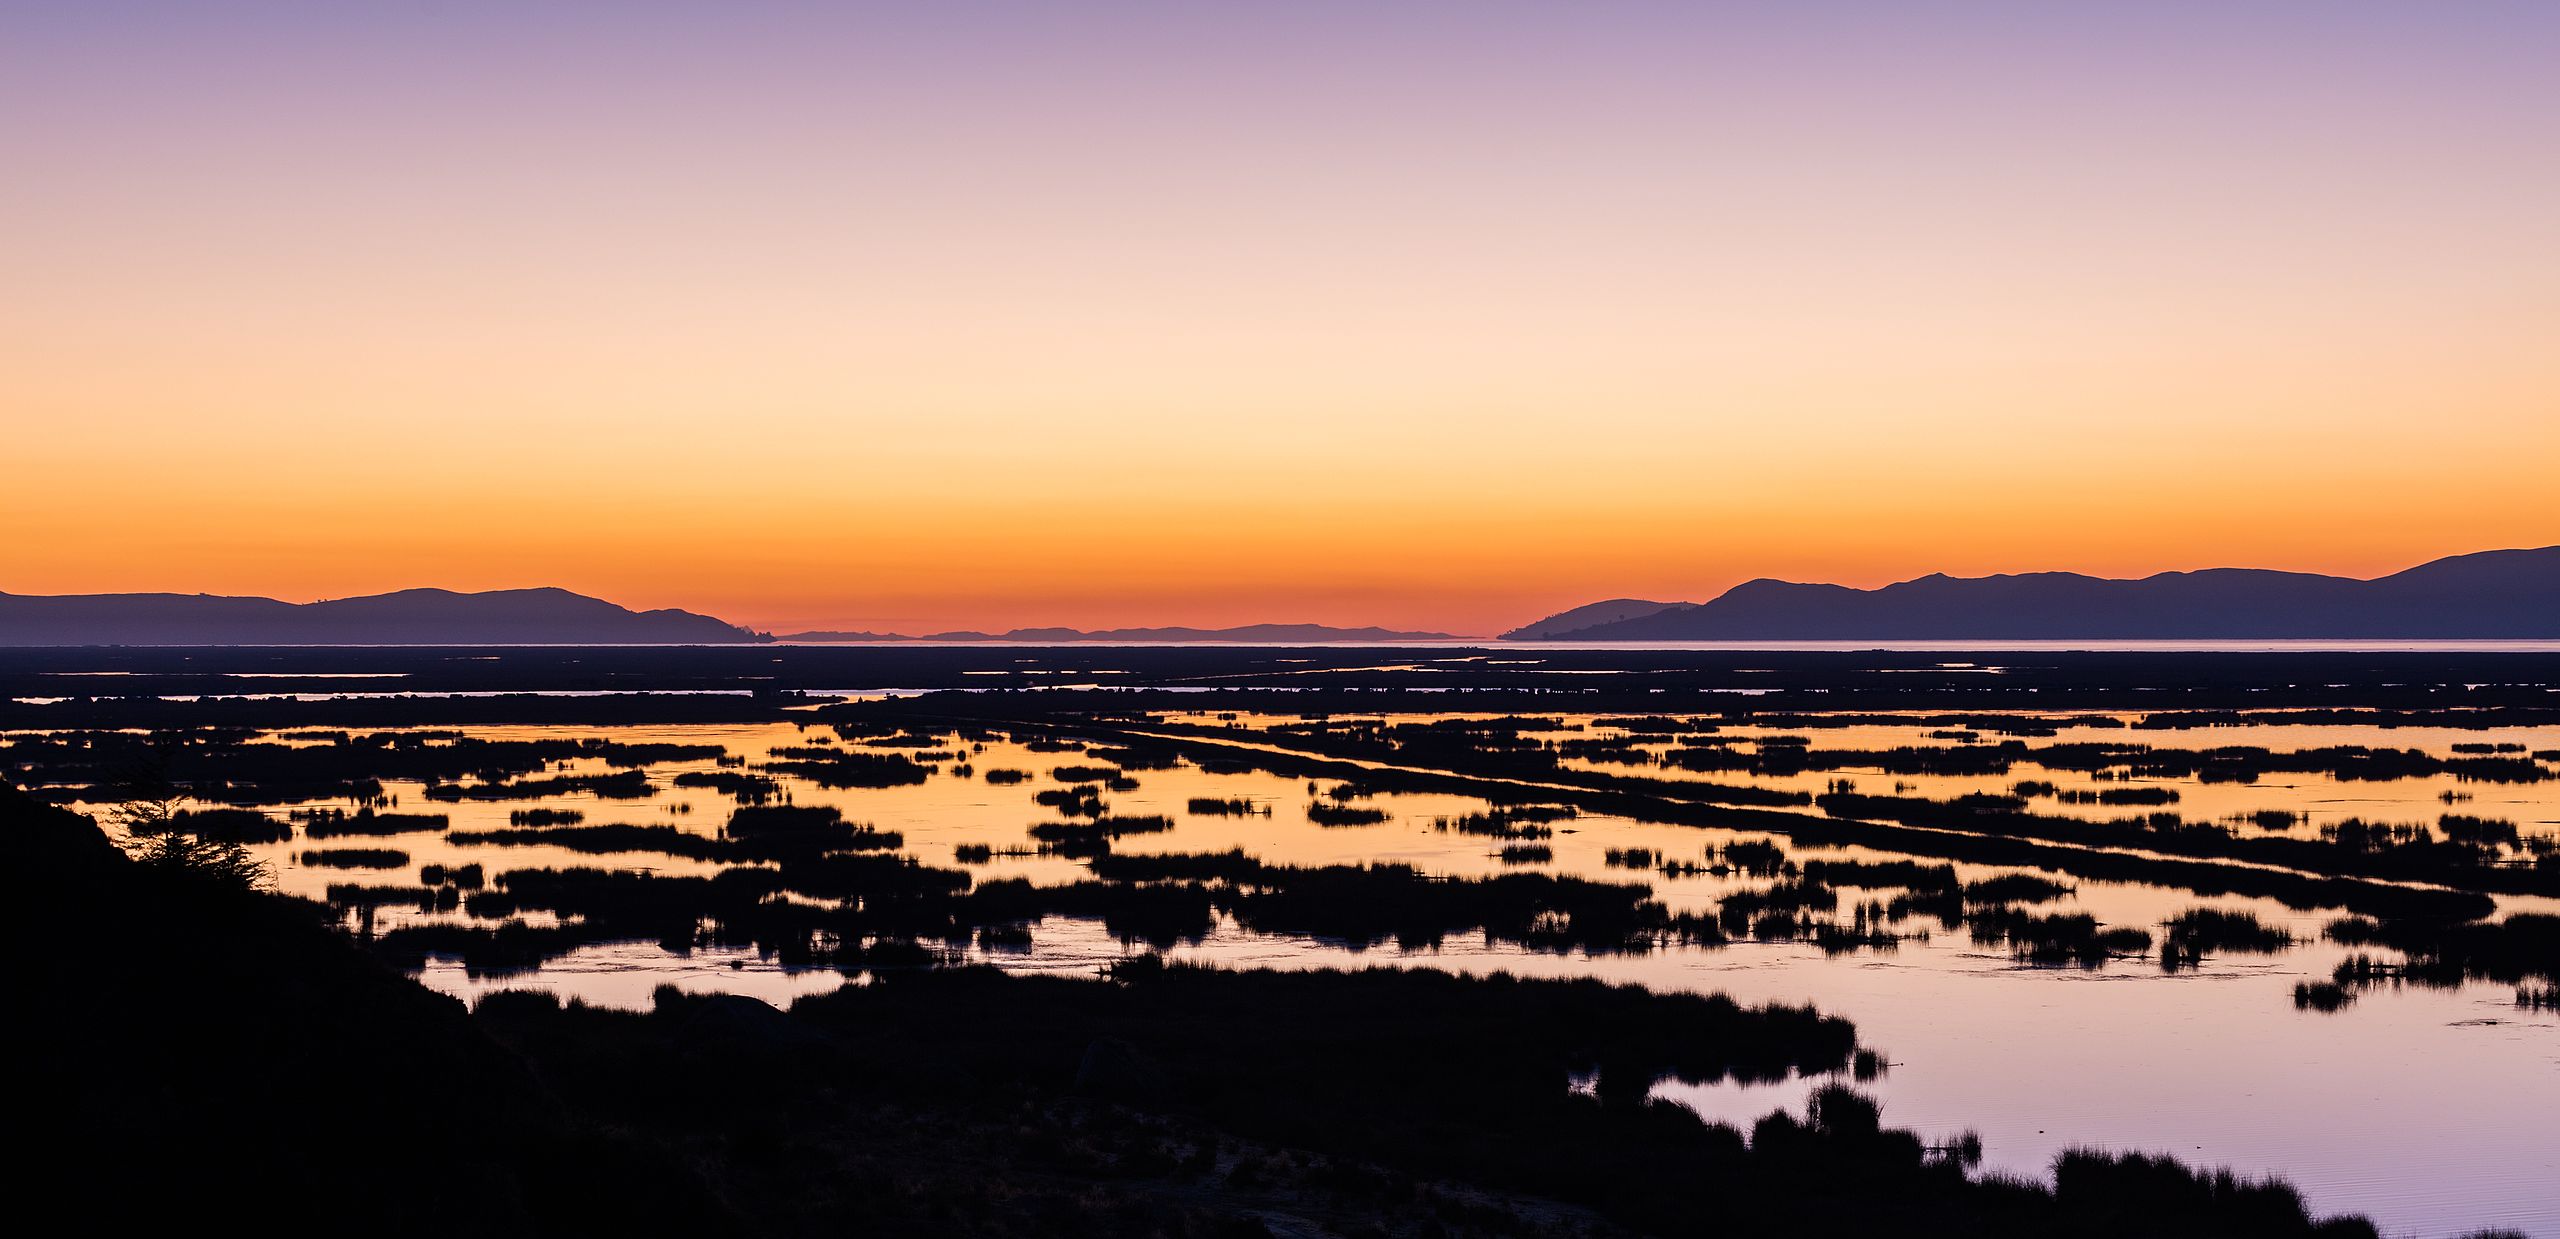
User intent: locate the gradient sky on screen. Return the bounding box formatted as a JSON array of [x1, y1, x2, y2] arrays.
[[4, 2, 2554, 635]]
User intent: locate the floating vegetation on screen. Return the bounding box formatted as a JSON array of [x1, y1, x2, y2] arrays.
[[1722, 838, 1790, 876], [726, 804, 842, 834], [299, 808, 450, 838], [1026, 815, 1177, 856], [167, 807, 292, 844], [1716, 882, 1853, 944], [859, 732, 950, 749], [1034, 786, 1107, 818], [420, 863, 484, 889], [326, 882, 453, 913], [1801, 858, 1959, 892], [1603, 846, 1659, 869], [671, 770, 781, 802], [449, 819, 900, 861], [2322, 913, 2560, 992], [2058, 786, 2180, 806], [1823, 788, 2552, 894], [297, 848, 410, 869], [2436, 814, 2520, 847], [2237, 809, 2304, 832], [1306, 801, 1390, 827], [1433, 809, 1555, 839], [424, 769, 654, 801], [771, 745, 937, 786], [1185, 797, 1266, 816], [2160, 908, 2294, 968], [1083, 745, 1183, 771], [1968, 909, 2151, 967], [1963, 873, 2075, 906], [0, 730, 725, 805]]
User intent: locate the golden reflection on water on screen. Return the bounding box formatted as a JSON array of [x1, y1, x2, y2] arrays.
[[1170, 710, 2560, 846], [50, 713, 2549, 1236], [54, 714, 2551, 940]]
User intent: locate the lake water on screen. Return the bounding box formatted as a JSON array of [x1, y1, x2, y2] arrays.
[[24, 714, 2559, 1237]]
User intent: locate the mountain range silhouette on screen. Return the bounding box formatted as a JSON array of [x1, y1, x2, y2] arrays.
[[0, 587, 763, 646], [1506, 546, 2559, 640], [9, 546, 2550, 646]]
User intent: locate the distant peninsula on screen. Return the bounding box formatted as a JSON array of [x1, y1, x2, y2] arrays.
[[1506, 546, 2560, 641], [780, 623, 1455, 644], [0, 587, 767, 646]]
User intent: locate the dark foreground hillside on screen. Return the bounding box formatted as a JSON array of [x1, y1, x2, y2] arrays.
[[8, 781, 725, 1232], [9, 782, 2390, 1238]]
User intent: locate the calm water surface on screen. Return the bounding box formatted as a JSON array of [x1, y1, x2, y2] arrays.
[[38, 715, 2560, 1237]]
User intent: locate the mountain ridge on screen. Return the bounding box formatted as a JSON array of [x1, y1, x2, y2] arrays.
[[0, 586, 767, 646], [1500, 598, 1692, 640], [1505, 547, 2560, 640]]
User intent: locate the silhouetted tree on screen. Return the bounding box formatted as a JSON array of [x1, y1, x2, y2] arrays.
[[107, 766, 269, 891]]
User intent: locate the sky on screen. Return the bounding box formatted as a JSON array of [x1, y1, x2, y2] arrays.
[[3, 2, 2554, 635]]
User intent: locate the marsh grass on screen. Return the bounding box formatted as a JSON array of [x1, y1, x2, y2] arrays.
[[1306, 801, 1390, 827], [1185, 797, 1266, 816], [298, 848, 410, 870]]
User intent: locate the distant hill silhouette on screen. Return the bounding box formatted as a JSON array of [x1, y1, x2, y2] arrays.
[[783, 622, 1455, 643], [0, 587, 766, 646], [1507, 547, 2560, 640], [1500, 598, 1692, 640]]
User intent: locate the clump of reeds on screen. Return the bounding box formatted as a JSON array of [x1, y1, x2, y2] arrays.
[[2160, 907, 2294, 960], [1306, 801, 1389, 827], [297, 848, 410, 870], [1186, 797, 1266, 816]]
